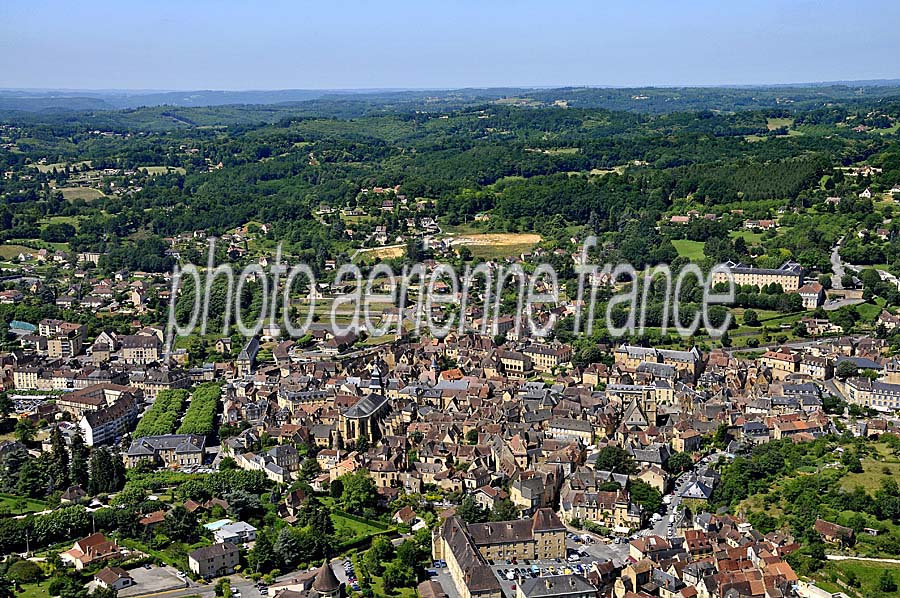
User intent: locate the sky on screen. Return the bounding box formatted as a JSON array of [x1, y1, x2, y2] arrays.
[[1, 0, 899, 90]]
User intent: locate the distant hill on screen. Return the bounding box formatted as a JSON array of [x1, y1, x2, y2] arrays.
[[2, 82, 900, 119]]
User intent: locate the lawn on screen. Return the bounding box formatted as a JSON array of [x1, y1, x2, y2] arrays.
[[367, 575, 417, 598], [31, 160, 92, 173], [0, 244, 36, 259], [840, 457, 900, 493], [671, 239, 705, 261], [349, 551, 417, 598], [870, 121, 900, 136], [140, 166, 187, 175], [731, 308, 781, 322], [468, 242, 537, 260], [43, 215, 83, 229], [331, 511, 389, 539], [855, 302, 882, 321], [0, 492, 49, 515], [16, 581, 51, 598], [56, 187, 105, 201], [766, 117, 794, 131], [6, 239, 70, 253], [815, 559, 900, 597], [729, 230, 764, 245]]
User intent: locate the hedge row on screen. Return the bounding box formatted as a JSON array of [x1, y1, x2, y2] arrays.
[[134, 389, 188, 438], [177, 383, 221, 436]]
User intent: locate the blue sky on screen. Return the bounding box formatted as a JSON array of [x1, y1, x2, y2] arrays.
[[1, 0, 899, 90]]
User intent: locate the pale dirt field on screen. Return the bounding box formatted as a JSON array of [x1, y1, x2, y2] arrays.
[[356, 245, 405, 260], [449, 233, 541, 246]]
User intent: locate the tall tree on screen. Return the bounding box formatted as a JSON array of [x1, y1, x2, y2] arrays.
[[14, 419, 36, 445], [163, 506, 200, 543], [0, 393, 12, 419], [457, 495, 488, 523], [89, 447, 126, 495], [594, 445, 638, 475], [490, 499, 520, 521], [49, 426, 70, 491], [274, 528, 302, 570], [248, 531, 277, 572], [69, 433, 90, 489], [339, 470, 377, 515], [16, 457, 49, 498]]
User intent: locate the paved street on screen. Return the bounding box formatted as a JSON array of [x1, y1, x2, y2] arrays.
[[129, 575, 259, 598], [830, 239, 845, 289]]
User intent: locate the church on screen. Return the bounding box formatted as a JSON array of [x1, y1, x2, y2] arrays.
[[338, 364, 391, 443]]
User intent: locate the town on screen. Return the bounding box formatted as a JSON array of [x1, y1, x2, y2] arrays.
[[4, 23, 900, 598], [4, 208, 900, 597]]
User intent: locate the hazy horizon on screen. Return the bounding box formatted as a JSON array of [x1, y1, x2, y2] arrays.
[[4, 78, 900, 95]]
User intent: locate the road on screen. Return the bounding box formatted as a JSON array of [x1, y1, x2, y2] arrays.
[[875, 268, 900, 291], [826, 554, 900, 564], [830, 239, 845, 290], [824, 378, 846, 400], [822, 297, 864, 311], [651, 451, 725, 540], [130, 576, 258, 598], [831, 236, 900, 292]]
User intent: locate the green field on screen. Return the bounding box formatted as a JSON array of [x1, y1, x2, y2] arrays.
[[855, 302, 883, 321], [0, 244, 35, 259], [367, 575, 417, 598], [0, 493, 49, 515], [766, 117, 794, 131], [840, 453, 900, 493], [815, 559, 900, 597], [671, 239, 706, 260], [468, 242, 537, 260], [16, 581, 52, 598], [57, 187, 105, 201], [140, 166, 187, 175], [331, 511, 388, 539], [43, 215, 83, 229], [729, 229, 764, 244], [31, 160, 92, 173]]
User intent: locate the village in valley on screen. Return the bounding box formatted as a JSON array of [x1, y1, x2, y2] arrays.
[[4, 37, 900, 598], [6, 175, 900, 598]]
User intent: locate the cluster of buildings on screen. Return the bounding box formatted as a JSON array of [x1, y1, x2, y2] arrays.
[[7, 229, 900, 598]]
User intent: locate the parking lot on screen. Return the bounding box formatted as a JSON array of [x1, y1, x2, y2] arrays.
[[119, 565, 189, 596], [429, 566, 461, 598], [567, 533, 630, 567], [484, 540, 626, 598]]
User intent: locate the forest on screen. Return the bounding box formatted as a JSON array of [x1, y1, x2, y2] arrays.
[[2, 86, 900, 284]]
